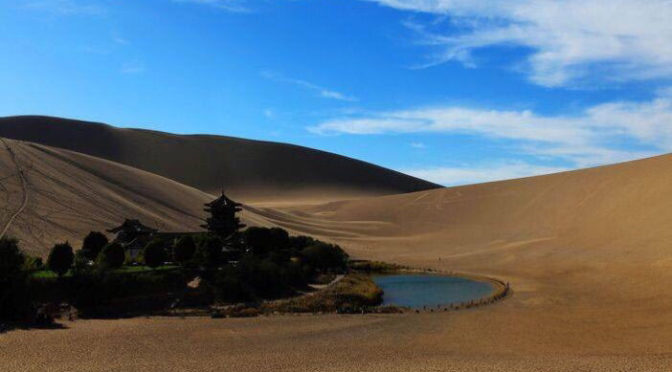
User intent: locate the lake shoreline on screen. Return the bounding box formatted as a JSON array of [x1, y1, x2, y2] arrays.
[[370, 267, 511, 311]]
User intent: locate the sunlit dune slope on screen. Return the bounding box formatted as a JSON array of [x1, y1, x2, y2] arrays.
[[270, 153, 672, 256], [0, 116, 439, 202], [0, 138, 264, 257], [230, 154, 672, 368], [257, 153, 672, 308]]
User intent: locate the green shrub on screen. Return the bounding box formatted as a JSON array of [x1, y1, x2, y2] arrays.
[[212, 265, 252, 303], [193, 235, 224, 268], [73, 249, 91, 273], [143, 240, 166, 268], [349, 260, 402, 273], [173, 235, 196, 264], [97, 242, 125, 269], [69, 269, 187, 316], [238, 255, 290, 298], [22, 255, 44, 272], [286, 260, 306, 287], [47, 242, 74, 277]]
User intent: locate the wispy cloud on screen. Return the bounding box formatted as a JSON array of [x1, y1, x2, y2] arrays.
[[121, 61, 145, 75], [261, 71, 358, 102], [410, 142, 426, 149], [172, 0, 249, 12], [24, 0, 106, 15], [364, 0, 672, 87], [112, 36, 129, 45], [402, 161, 569, 186], [310, 91, 672, 169]]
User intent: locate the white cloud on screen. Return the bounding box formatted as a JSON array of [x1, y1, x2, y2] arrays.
[[410, 142, 426, 148], [365, 0, 672, 87], [172, 0, 249, 12], [310, 93, 672, 168], [261, 71, 358, 102], [402, 161, 568, 186]]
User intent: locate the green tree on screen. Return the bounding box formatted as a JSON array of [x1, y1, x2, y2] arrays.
[[47, 242, 74, 277], [97, 242, 125, 269], [301, 242, 348, 273], [0, 237, 24, 282], [243, 227, 290, 257], [143, 240, 166, 268], [0, 237, 30, 320], [193, 235, 224, 268], [173, 235, 196, 264], [288, 235, 316, 250], [81, 231, 109, 261]]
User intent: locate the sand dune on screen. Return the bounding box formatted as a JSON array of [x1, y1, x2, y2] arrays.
[[262, 153, 672, 310], [274, 152, 672, 269], [214, 153, 672, 370], [0, 116, 439, 202], [4, 127, 672, 369], [0, 138, 222, 256]]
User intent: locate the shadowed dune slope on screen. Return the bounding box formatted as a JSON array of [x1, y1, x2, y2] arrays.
[[0, 116, 439, 201], [0, 138, 268, 257]]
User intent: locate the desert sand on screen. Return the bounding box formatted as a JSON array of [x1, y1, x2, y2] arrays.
[[0, 138, 215, 255], [3, 119, 672, 370], [0, 116, 438, 200]]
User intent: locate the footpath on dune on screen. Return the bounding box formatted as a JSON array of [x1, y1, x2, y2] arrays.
[[0, 138, 28, 240], [0, 139, 262, 256]]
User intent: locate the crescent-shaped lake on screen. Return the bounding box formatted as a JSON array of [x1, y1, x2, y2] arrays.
[[373, 274, 494, 309]]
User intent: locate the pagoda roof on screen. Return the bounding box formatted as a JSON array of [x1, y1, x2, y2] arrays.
[[107, 219, 158, 234], [205, 191, 242, 207]]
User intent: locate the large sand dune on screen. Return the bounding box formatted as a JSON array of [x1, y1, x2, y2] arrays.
[[0, 116, 438, 202], [211, 153, 672, 370], [3, 128, 672, 370]]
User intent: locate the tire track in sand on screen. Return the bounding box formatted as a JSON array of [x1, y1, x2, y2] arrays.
[[0, 138, 29, 240]]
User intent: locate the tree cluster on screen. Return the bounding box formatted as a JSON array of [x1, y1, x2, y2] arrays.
[[1, 194, 351, 322]]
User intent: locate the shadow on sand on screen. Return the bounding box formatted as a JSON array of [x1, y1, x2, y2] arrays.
[[0, 321, 68, 334]]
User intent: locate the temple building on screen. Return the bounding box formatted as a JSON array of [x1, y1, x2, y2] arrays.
[[107, 219, 158, 259]]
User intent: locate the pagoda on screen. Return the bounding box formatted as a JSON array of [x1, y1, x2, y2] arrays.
[[201, 191, 245, 238]]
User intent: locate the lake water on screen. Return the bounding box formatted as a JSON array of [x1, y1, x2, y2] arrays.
[[373, 274, 494, 309]]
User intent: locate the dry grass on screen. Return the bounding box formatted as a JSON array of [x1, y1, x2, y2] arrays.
[[263, 273, 383, 314]]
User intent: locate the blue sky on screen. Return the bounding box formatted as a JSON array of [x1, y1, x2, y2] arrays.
[[2, 0, 672, 185]]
